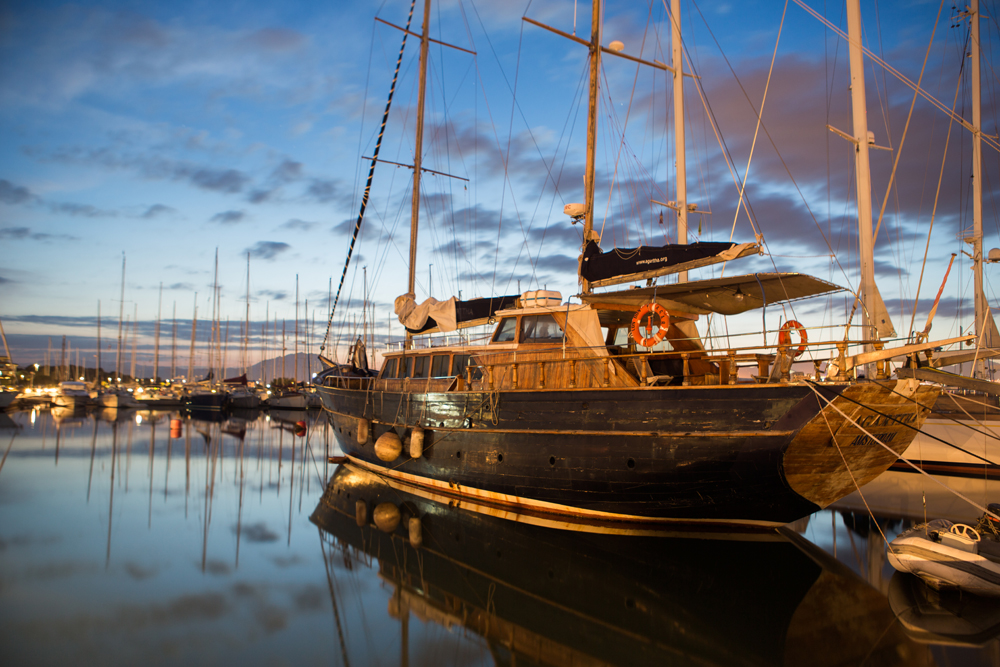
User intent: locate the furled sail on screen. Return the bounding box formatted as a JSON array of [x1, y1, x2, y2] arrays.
[[395, 293, 520, 334], [580, 240, 759, 288]]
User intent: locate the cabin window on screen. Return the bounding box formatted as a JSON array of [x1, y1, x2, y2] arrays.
[[381, 358, 398, 379], [520, 314, 563, 342], [412, 355, 429, 379], [493, 317, 518, 342], [430, 355, 451, 378], [403, 356, 414, 378]]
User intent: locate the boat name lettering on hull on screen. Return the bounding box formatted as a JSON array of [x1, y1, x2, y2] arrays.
[[847, 432, 896, 447]]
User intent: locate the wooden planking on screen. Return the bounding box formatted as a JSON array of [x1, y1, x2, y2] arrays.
[[783, 380, 939, 508]]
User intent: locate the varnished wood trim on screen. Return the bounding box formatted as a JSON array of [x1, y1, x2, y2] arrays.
[[346, 456, 784, 527]]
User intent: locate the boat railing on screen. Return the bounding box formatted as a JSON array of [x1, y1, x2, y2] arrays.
[[320, 335, 910, 391]]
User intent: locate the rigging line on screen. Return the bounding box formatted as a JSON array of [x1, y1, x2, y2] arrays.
[[874, 0, 945, 250], [321, 0, 417, 355], [823, 377, 1000, 464], [598, 0, 656, 243], [909, 71, 964, 339], [793, 0, 1000, 154], [814, 395, 896, 555], [805, 381, 1000, 521], [691, 0, 856, 301], [730, 0, 788, 246]]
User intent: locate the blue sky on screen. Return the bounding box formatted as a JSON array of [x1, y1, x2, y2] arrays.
[[1, 0, 997, 373]]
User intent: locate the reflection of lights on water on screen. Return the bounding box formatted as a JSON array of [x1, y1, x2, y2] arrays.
[[135, 414, 143, 425], [265, 414, 271, 422], [30, 409, 36, 424]]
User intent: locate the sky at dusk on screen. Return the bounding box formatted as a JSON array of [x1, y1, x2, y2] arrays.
[[1, 0, 998, 377]]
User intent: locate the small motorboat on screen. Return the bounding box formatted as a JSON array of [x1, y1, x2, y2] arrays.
[[888, 504, 1000, 597]]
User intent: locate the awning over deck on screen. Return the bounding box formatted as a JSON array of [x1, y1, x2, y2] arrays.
[[580, 272, 844, 322]]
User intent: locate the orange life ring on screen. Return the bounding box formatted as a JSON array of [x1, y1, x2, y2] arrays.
[[630, 303, 670, 348], [778, 320, 807, 357]]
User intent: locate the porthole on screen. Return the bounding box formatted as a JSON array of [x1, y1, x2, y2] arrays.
[[497, 453, 503, 463], [627, 458, 635, 469], [549, 456, 556, 466], [456, 450, 462, 459], [625, 597, 636, 609]]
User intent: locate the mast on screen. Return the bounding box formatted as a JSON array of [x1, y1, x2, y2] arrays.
[[171, 302, 177, 381], [187, 293, 198, 383], [130, 304, 138, 381], [971, 0, 985, 373], [295, 275, 300, 382], [154, 283, 162, 383], [95, 301, 101, 387], [115, 252, 125, 384], [846, 0, 877, 361], [671, 0, 688, 282], [406, 0, 432, 346], [580, 0, 602, 294], [244, 253, 251, 376]]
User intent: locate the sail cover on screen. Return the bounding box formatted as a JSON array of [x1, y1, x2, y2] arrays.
[[581, 240, 759, 287], [396, 294, 520, 334]]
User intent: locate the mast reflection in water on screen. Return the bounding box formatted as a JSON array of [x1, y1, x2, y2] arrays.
[[0, 408, 998, 665]]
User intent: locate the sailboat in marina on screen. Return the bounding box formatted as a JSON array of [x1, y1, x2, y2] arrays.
[[314, 0, 970, 527]]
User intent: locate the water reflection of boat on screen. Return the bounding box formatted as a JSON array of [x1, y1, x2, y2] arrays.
[[50, 405, 87, 426], [889, 571, 1000, 646], [53, 381, 91, 408], [311, 464, 931, 667]]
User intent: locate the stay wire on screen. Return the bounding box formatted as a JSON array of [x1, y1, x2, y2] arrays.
[[321, 0, 418, 354]]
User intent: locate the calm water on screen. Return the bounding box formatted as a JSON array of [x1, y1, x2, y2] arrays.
[[0, 408, 997, 666]]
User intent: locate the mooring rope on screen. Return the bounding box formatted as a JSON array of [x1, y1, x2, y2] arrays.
[[805, 381, 1000, 521]]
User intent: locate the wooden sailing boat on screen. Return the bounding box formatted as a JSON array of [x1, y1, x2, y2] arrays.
[[313, 0, 964, 527]]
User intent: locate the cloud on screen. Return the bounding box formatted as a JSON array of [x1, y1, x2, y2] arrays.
[[280, 218, 315, 231], [330, 218, 355, 235], [189, 167, 248, 193], [48, 201, 116, 218], [0, 275, 12, 284], [210, 210, 246, 224], [141, 204, 176, 219], [244, 28, 306, 53], [246, 188, 275, 204], [168, 282, 193, 290], [534, 253, 578, 274], [306, 178, 339, 203], [257, 289, 288, 301], [29, 147, 253, 195], [0, 226, 79, 242], [246, 241, 290, 260], [0, 179, 34, 205], [270, 160, 303, 183]]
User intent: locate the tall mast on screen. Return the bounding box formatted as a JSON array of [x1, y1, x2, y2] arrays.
[[580, 0, 602, 294], [154, 282, 162, 383], [187, 293, 197, 382], [295, 275, 300, 382], [115, 252, 125, 383], [406, 0, 432, 343], [846, 0, 877, 360], [671, 0, 688, 283], [95, 302, 101, 386], [171, 301, 177, 381], [971, 0, 985, 372], [244, 253, 251, 376]]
